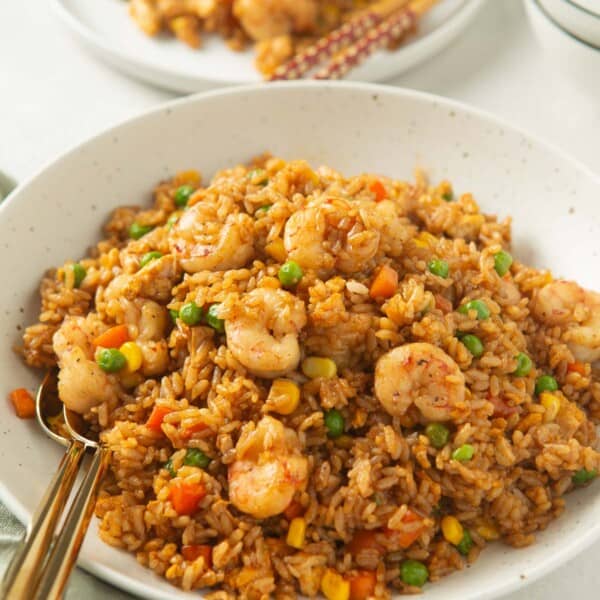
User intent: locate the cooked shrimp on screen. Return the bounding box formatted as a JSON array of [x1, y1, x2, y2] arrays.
[[374, 343, 467, 422], [103, 279, 170, 376], [228, 415, 308, 518], [53, 316, 121, 414], [224, 288, 306, 378], [168, 204, 254, 273], [283, 198, 380, 275], [532, 280, 600, 363], [233, 0, 317, 41]]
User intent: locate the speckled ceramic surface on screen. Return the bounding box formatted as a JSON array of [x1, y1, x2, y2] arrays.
[[51, 0, 484, 92], [0, 83, 599, 600]]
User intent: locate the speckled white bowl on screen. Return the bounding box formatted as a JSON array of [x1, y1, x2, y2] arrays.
[[1, 83, 599, 600]]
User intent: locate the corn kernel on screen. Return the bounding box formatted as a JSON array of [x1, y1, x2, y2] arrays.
[[476, 522, 500, 541], [441, 516, 464, 546], [413, 231, 438, 249], [286, 517, 306, 549], [540, 392, 560, 423], [321, 569, 350, 600], [302, 357, 337, 379], [267, 379, 301, 415], [265, 238, 287, 262], [120, 341, 143, 373]]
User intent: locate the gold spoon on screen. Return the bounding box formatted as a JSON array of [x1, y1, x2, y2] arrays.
[[0, 371, 86, 599]]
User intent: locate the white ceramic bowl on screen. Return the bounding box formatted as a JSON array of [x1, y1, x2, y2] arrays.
[[1, 83, 600, 600], [570, 0, 600, 17], [525, 0, 600, 90], [539, 0, 600, 45]]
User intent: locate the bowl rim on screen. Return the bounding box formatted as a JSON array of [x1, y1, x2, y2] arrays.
[[565, 0, 600, 18], [531, 0, 600, 50], [1, 81, 600, 600]]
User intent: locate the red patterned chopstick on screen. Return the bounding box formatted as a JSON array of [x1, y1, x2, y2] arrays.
[[313, 8, 417, 80]]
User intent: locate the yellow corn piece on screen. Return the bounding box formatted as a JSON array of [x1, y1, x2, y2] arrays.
[[413, 231, 438, 249], [540, 392, 561, 423], [476, 522, 500, 541], [286, 517, 306, 549], [267, 379, 301, 415], [265, 238, 287, 263], [302, 357, 337, 379], [441, 516, 464, 546], [120, 341, 143, 373], [321, 569, 350, 600]]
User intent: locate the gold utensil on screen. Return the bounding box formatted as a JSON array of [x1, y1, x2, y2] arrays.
[[0, 372, 85, 600], [1, 371, 110, 600]]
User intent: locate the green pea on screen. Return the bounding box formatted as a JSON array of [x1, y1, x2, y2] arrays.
[[400, 560, 429, 587], [278, 260, 303, 287], [206, 304, 225, 333], [427, 259, 449, 279], [180, 301, 203, 326], [535, 375, 558, 395], [169, 309, 179, 323], [139, 251, 163, 268], [460, 334, 484, 358], [183, 448, 211, 469], [458, 299, 490, 320], [129, 222, 154, 240], [456, 529, 473, 556], [452, 444, 475, 462], [255, 204, 272, 217], [174, 185, 194, 207], [71, 263, 87, 288], [96, 348, 127, 373], [164, 457, 176, 477], [247, 168, 268, 186], [425, 423, 450, 449], [572, 468, 597, 485], [324, 409, 345, 439], [442, 191, 453, 202], [494, 250, 513, 277], [513, 352, 532, 377]]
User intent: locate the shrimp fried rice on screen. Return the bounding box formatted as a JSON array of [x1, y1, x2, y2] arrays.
[[20, 156, 600, 598]]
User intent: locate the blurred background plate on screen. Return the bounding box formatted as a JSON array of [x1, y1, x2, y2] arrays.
[[51, 0, 484, 92]]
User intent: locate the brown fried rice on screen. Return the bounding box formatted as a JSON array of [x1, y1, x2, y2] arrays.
[[19, 155, 600, 598]]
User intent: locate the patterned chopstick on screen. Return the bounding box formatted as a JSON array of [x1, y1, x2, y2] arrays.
[[269, 0, 412, 81], [313, 8, 417, 80]]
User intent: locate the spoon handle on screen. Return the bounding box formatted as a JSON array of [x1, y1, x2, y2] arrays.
[[32, 445, 111, 600], [0, 440, 86, 600]]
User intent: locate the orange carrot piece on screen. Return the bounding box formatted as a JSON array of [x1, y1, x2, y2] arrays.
[[369, 265, 398, 299], [146, 406, 172, 433], [349, 570, 377, 600], [348, 530, 384, 556], [370, 180, 387, 202], [93, 324, 130, 348], [434, 294, 453, 313], [181, 421, 208, 439], [182, 544, 212, 566], [567, 361, 586, 375], [9, 388, 35, 419], [169, 481, 206, 516], [284, 500, 304, 521], [385, 509, 425, 549]]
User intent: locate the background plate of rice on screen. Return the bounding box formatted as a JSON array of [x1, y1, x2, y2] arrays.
[[0, 82, 599, 599]]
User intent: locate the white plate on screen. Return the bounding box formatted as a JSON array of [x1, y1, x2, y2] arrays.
[[51, 0, 485, 92], [1, 83, 600, 600]]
